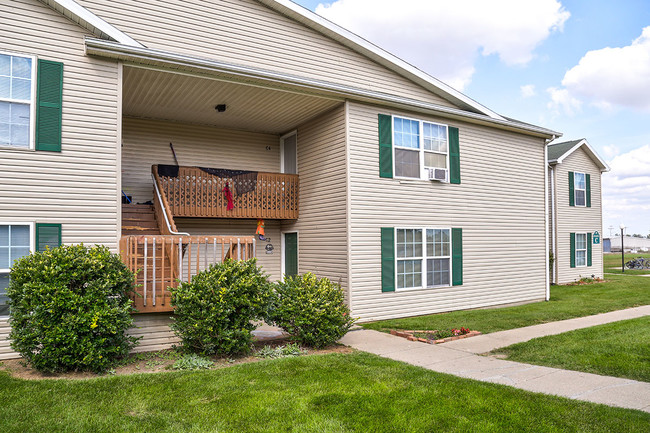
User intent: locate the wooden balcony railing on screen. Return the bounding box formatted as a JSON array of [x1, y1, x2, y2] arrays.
[[119, 235, 255, 313], [153, 165, 299, 220]]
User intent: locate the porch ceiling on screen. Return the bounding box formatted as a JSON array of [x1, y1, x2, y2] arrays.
[[122, 66, 342, 134]]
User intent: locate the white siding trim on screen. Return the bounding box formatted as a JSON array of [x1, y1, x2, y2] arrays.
[[544, 142, 550, 300], [40, 0, 144, 47], [344, 100, 352, 307], [116, 62, 123, 246]]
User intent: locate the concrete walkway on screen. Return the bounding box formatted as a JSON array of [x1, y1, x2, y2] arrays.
[[340, 306, 650, 413]]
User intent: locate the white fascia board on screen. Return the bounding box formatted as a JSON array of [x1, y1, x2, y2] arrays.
[[42, 0, 144, 47], [85, 38, 560, 138], [258, 0, 505, 121], [556, 139, 610, 172]]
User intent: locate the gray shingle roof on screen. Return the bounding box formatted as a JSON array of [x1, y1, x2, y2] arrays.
[[547, 139, 583, 162]]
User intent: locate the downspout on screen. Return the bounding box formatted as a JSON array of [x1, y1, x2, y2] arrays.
[[550, 165, 556, 285], [544, 135, 555, 301]]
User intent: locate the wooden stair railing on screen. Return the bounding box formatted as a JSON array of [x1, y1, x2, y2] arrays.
[[119, 235, 256, 313]]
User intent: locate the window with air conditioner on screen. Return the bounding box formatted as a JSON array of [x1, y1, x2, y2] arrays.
[[393, 116, 449, 181]]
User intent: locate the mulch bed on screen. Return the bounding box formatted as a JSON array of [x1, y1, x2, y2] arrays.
[[391, 329, 481, 344], [0, 338, 353, 381]]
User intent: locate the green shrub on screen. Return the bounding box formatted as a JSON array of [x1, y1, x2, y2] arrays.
[[171, 354, 214, 370], [170, 259, 271, 356], [268, 273, 356, 348], [7, 244, 139, 373]]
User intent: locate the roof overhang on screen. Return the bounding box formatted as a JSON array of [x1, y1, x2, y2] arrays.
[[39, 0, 144, 47], [85, 38, 560, 139], [548, 139, 610, 172], [258, 0, 505, 121]]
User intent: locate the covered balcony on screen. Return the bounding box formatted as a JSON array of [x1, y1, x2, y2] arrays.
[[116, 63, 343, 313]]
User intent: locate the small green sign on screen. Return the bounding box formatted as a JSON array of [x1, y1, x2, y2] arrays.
[[593, 231, 601, 244]]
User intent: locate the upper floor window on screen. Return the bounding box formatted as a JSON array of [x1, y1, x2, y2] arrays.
[[0, 53, 35, 149], [393, 116, 448, 181], [574, 172, 586, 207]]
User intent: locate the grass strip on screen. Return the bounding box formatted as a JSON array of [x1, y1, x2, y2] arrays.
[[362, 274, 650, 334], [0, 352, 648, 432], [492, 316, 650, 382]]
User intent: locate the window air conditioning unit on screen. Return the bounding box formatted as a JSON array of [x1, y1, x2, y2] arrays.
[[427, 168, 447, 182]]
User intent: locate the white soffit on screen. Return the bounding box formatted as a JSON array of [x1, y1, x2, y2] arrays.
[[39, 0, 143, 47], [258, 0, 505, 121]]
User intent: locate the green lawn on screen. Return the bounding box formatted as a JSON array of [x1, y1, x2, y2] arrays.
[[362, 274, 650, 334], [604, 253, 650, 275], [0, 352, 648, 432], [492, 316, 650, 382]]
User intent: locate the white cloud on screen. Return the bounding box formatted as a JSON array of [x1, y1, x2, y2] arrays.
[[601, 144, 620, 160], [315, 0, 570, 90], [520, 84, 536, 98], [560, 26, 650, 111], [546, 86, 582, 116], [602, 144, 650, 235]]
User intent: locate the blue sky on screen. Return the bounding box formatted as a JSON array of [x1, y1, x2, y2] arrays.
[[293, 0, 650, 237]]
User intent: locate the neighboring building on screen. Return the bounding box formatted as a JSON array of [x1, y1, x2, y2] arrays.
[[2, 0, 562, 358], [607, 236, 650, 253], [547, 139, 609, 284]]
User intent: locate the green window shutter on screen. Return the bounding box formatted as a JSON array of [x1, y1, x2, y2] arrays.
[[586, 174, 591, 208], [378, 114, 393, 178], [449, 127, 461, 184], [381, 227, 395, 292], [36, 59, 63, 152], [570, 233, 576, 268], [587, 233, 592, 266], [568, 171, 575, 206], [452, 228, 463, 286], [36, 223, 62, 251], [284, 232, 298, 278]]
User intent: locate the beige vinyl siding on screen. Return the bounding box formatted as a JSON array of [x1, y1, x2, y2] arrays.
[[282, 104, 348, 290], [175, 218, 282, 281], [129, 314, 179, 353], [0, 0, 120, 248], [554, 148, 604, 284], [121, 117, 280, 204], [347, 102, 547, 321], [0, 318, 19, 360], [76, 0, 455, 108], [1, 315, 180, 359]]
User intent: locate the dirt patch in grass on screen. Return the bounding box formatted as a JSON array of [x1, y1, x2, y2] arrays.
[[0, 339, 354, 381]]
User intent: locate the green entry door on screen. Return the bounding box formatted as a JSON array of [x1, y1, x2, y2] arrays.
[[284, 232, 298, 278]]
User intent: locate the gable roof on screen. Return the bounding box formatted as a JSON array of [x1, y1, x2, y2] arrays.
[[548, 139, 610, 172], [259, 0, 505, 121], [42, 0, 561, 138], [39, 0, 143, 47]]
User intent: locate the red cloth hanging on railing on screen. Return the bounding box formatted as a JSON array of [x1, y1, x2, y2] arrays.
[[222, 183, 234, 210]]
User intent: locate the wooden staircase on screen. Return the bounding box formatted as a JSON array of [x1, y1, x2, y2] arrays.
[[122, 204, 161, 236]]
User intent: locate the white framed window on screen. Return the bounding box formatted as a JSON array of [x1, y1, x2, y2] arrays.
[[575, 233, 587, 267], [0, 52, 36, 150], [396, 227, 451, 290], [574, 172, 586, 207], [0, 223, 34, 316], [393, 116, 449, 181]]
